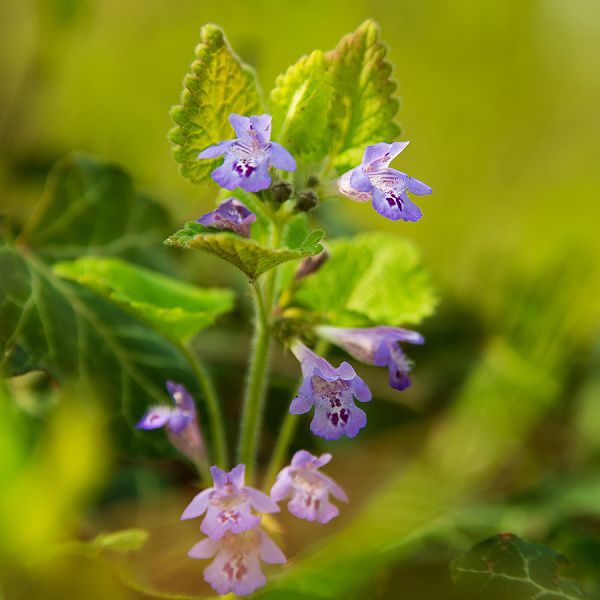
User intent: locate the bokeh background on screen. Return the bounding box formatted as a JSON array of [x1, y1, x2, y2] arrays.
[[1, 0, 600, 598]]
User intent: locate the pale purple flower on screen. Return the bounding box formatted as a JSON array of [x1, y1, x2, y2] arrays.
[[316, 326, 424, 391], [338, 141, 432, 222], [289, 341, 371, 440], [181, 464, 279, 540], [136, 380, 195, 433], [270, 450, 348, 523], [136, 381, 207, 468], [197, 198, 256, 238], [188, 526, 285, 597], [198, 114, 296, 192]]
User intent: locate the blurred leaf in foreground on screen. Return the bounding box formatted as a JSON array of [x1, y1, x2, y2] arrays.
[[451, 533, 585, 600]]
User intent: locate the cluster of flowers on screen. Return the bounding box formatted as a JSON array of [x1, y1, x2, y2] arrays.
[[137, 112, 430, 596]]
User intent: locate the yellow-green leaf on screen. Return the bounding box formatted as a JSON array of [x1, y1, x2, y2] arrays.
[[54, 256, 235, 343], [294, 232, 436, 327], [325, 20, 401, 172], [166, 222, 324, 281], [270, 50, 333, 161], [169, 24, 263, 185]]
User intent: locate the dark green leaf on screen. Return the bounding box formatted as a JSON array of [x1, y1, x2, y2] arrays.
[[19, 153, 170, 267], [451, 533, 586, 599], [53, 256, 235, 343], [169, 24, 263, 185], [0, 157, 196, 426], [165, 221, 323, 281]]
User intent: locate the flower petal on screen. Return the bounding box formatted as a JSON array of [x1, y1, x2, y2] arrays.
[[349, 375, 372, 403], [349, 166, 371, 192], [259, 531, 287, 564], [291, 449, 317, 468], [181, 488, 213, 520], [270, 469, 293, 501], [228, 113, 251, 139], [269, 142, 296, 171], [188, 537, 219, 559], [245, 487, 280, 513], [289, 391, 314, 414], [249, 114, 272, 144], [229, 464, 246, 488], [337, 170, 372, 202], [197, 139, 234, 159], [210, 465, 228, 488], [136, 406, 172, 430], [363, 141, 409, 169], [371, 187, 404, 221], [405, 175, 432, 195]]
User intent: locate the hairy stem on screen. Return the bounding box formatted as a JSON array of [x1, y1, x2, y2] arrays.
[[177, 342, 227, 471], [237, 220, 282, 483]]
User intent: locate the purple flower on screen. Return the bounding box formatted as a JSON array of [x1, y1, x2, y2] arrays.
[[198, 114, 296, 192], [137, 380, 195, 433], [316, 326, 424, 391], [136, 381, 207, 467], [188, 526, 286, 597], [181, 464, 279, 540], [289, 341, 371, 440], [270, 450, 348, 523], [338, 141, 432, 222], [197, 197, 256, 238]]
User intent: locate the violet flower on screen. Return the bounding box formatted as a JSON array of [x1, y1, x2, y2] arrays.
[[188, 526, 286, 597], [289, 341, 371, 440], [316, 325, 424, 391], [137, 381, 207, 467], [198, 113, 296, 192], [198, 197, 256, 238], [181, 464, 279, 540], [270, 450, 348, 523], [338, 141, 432, 222]]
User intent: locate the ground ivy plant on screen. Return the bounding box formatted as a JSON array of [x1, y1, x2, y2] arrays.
[[0, 20, 437, 597], [149, 20, 434, 596]]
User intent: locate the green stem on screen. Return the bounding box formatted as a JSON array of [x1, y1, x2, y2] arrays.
[[263, 410, 298, 490], [237, 220, 282, 483], [177, 342, 228, 470], [263, 340, 329, 489]]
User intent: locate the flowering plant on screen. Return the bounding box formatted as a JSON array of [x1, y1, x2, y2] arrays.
[[138, 20, 435, 595]]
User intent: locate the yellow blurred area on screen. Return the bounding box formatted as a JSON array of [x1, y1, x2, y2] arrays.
[[0, 382, 111, 565]]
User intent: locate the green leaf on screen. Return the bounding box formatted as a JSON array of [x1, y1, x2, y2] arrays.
[[165, 221, 324, 281], [293, 232, 436, 326], [270, 50, 333, 161], [169, 24, 263, 185], [451, 533, 586, 599], [20, 153, 170, 267], [53, 256, 234, 344], [325, 19, 401, 172], [0, 157, 197, 427], [92, 529, 149, 553]]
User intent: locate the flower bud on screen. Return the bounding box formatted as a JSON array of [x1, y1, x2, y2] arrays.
[[271, 181, 293, 204], [294, 190, 319, 213], [294, 248, 329, 280]]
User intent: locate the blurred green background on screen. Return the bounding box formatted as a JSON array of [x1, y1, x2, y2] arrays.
[[1, 0, 600, 598]]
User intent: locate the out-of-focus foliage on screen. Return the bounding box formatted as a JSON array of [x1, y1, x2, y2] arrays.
[[451, 533, 584, 599], [0, 155, 200, 426]]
